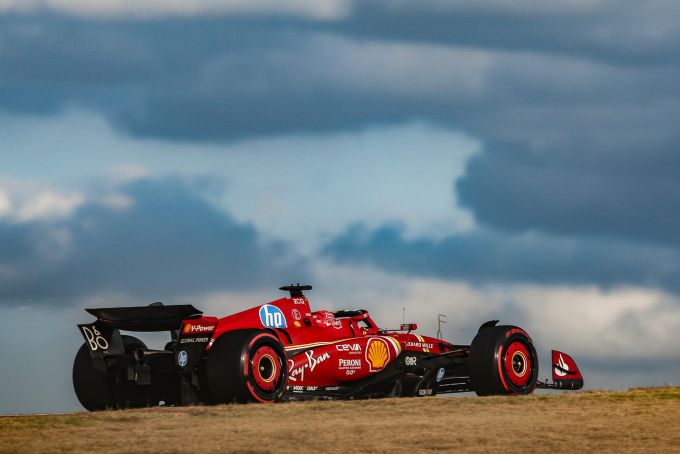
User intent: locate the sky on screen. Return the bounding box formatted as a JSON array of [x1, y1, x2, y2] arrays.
[[1, 1, 680, 413]]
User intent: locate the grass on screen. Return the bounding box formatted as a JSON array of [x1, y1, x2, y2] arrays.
[[1, 387, 680, 453]]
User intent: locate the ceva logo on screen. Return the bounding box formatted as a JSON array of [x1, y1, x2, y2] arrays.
[[259, 304, 287, 328]]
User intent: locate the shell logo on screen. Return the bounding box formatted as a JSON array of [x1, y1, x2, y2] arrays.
[[183, 324, 191, 333], [366, 338, 390, 372]]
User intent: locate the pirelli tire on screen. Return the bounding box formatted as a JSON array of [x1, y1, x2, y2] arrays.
[[72, 335, 147, 411], [469, 325, 538, 396], [202, 329, 288, 404]]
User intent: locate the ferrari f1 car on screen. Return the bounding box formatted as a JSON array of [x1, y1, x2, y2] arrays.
[[73, 284, 583, 410]]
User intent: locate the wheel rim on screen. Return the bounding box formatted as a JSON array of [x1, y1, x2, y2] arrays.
[[504, 341, 531, 387], [250, 345, 281, 392]]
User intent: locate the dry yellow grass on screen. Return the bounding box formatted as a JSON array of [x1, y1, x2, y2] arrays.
[[2, 387, 680, 453]]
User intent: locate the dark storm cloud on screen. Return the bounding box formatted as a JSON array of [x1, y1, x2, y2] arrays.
[[2, 4, 680, 140], [341, 1, 680, 65], [0, 15, 393, 139], [323, 224, 680, 293], [0, 177, 306, 304], [457, 142, 680, 246], [2, 3, 680, 247]]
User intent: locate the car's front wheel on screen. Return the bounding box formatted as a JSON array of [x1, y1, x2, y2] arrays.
[[469, 325, 538, 396]]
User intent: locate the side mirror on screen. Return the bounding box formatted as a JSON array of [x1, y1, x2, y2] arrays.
[[400, 323, 417, 331]]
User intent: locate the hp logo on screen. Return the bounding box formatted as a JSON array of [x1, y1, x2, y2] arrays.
[[259, 304, 287, 328]]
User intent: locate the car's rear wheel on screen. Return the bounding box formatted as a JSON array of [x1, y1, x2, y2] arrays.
[[73, 343, 110, 411], [469, 325, 538, 396], [202, 329, 287, 404], [73, 335, 147, 410]]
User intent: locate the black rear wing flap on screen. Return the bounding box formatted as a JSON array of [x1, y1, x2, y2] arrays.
[[85, 304, 202, 331], [77, 304, 202, 370]]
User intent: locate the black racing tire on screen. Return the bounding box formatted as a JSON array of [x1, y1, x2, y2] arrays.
[[202, 329, 287, 404], [469, 325, 538, 396], [73, 343, 110, 411], [72, 335, 147, 411]]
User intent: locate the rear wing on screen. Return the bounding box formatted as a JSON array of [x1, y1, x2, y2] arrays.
[[77, 304, 203, 371], [85, 304, 202, 331]]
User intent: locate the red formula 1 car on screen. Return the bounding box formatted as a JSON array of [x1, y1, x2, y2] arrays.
[[73, 284, 583, 410]]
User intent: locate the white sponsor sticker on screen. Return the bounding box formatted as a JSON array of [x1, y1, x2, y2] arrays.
[[82, 325, 109, 351]]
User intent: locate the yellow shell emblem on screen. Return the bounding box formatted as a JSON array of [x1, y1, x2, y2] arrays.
[[366, 338, 390, 372]]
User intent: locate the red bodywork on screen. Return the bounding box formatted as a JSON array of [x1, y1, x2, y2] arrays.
[[74, 286, 584, 410], [183, 295, 454, 389]]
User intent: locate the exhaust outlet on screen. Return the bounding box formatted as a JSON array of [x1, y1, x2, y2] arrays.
[[133, 348, 146, 362]]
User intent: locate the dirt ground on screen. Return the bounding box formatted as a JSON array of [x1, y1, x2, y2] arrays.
[[1, 387, 679, 453]]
